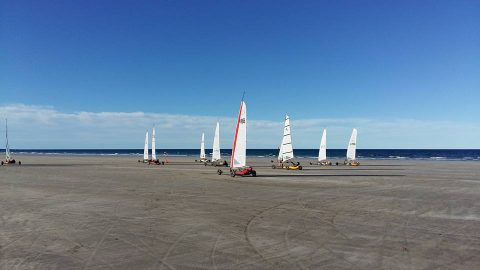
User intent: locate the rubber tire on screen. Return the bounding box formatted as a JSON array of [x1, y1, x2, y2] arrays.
[[217, 169, 223, 175], [252, 170, 257, 177], [230, 170, 236, 177], [271, 165, 276, 169], [19, 161, 21, 165], [1, 161, 3, 165], [299, 166, 303, 170]]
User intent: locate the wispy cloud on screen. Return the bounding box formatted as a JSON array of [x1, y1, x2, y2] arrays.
[[0, 104, 478, 149]]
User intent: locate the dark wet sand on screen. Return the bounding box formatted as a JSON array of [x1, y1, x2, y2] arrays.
[[1, 155, 479, 269]]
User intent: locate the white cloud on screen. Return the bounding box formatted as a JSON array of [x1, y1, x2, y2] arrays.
[[0, 104, 478, 149]]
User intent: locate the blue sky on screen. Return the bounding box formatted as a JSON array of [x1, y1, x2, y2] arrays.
[[1, 0, 479, 148]]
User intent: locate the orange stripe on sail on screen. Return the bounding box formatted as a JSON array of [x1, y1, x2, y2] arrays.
[[230, 101, 243, 168]]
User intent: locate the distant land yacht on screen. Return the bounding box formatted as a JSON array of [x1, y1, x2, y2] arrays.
[[142, 130, 149, 163], [345, 128, 360, 166], [217, 96, 256, 177], [2, 119, 20, 166], [139, 127, 163, 165], [310, 129, 332, 166], [197, 132, 207, 163], [206, 122, 228, 167], [148, 127, 163, 165], [272, 114, 302, 170]]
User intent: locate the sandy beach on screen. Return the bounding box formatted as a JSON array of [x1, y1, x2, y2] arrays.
[[1, 155, 479, 269]]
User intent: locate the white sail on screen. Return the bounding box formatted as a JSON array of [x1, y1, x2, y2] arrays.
[[231, 101, 247, 168], [5, 119, 11, 161], [346, 128, 357, 161], [200, 133, 206, 160], [277, 142, 283, 161], [279, 114, 294, 162], [212, 122, 221, 161], [151, 127, 156, 160], [143, 131, 149, 160], [318, 129, 327, 161]]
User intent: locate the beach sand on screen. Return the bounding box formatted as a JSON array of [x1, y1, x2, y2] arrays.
[[1, 155, 479, 269]]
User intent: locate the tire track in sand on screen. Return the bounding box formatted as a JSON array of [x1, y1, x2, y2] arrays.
[[210, 233, 222, 270], [82, 203, 120, 270], [243, 198, 308, 269], [283, 202, 310, 270], [157, 227, 193, 270], [244, 202, 289, 266], [301, 202, 358, 269]]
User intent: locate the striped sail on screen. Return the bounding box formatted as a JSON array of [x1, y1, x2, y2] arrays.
[[346, 128, 357, 161], [212, 122, 221, 161], [143, 131, 149, 160], [279, 114, 294, 162], [318, 129, 327, 161], [230, 101, 247, 168]]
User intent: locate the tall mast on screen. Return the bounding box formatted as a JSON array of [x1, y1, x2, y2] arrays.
[[5, 119, 10, 161]]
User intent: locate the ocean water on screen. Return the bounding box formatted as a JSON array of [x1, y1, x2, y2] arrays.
[[6, 149, 480, 161]]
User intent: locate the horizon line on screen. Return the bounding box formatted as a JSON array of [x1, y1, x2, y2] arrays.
[[5, 148, 480, 151]]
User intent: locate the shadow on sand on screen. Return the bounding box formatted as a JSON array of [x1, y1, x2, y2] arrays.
[[162, 162, 205, 166], [302, 168, 405, 171], [256, 174, 406, 178], [352, 164, 407, 167], [18, 164, 100, 167]]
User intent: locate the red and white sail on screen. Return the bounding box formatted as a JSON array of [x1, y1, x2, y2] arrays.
[[230, 101, 247, 168]]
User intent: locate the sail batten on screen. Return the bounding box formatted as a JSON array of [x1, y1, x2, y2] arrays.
[[318, 129, 327, 161], [230, 101, 247, 168], [346, 128, 357, 161], [212, 122, 221, 161]]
